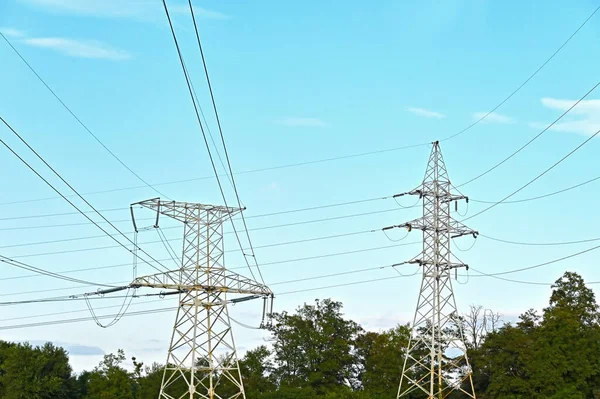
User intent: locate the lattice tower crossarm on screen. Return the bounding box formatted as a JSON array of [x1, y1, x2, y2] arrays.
[[130, 198, 272, 399], [390, 142, 478, 399]]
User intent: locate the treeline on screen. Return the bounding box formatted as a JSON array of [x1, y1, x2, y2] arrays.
[[0, 271, 599, 398]]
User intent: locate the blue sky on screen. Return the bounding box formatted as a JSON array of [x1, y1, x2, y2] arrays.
[[1, 0, 600, 371]]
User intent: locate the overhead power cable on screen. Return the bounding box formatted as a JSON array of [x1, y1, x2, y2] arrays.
[[0, 116, 171, 275], [441, 4, 600, 142], [180, 56, 235, 192], [0, 279, 131, 299], [0, 32, 170, 200], [7, 227, 382, 260], [457, 80, 600, 187], [0, 206, 405, 249], [0, 255, 117, 288], [7, 231, 600, 305], [0, 265, 582, 330], [0, 194, 391, 223], [470, 174, 600, 204], [4, 243, 600, 326], [0, 297, 167, 323], [462, 127, 600, 222], [5, 168, 600, 228], [0, 241, 420, 285], [3, 3, 595, 210], [0, 307, 177, 330], [480, 234, 600, 247], [472, 242, 600, 277], [161, 0, 260, 282], [186, 0, 265, 284]]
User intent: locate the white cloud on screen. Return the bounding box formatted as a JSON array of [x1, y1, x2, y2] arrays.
[[25, 340, 105, 356], [276, 117, 328, 127], [0, 27, 26, 37], [406, 107, 446, 119], [531, 98, 600, 136], [20, 0, 229, 20], [472, 111, 516, 124], [21, 37, 131, 60]]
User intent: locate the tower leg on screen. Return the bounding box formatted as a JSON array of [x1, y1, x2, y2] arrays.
[[159, 291, 246, 399]]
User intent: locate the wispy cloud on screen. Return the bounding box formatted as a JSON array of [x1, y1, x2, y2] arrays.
[[26, 340, 105, 356], [0, 27, 26, 37], [472, 111, 516, 124], [406, 107, 445, 119], [276, 117, 328, 128], [20, 0, 230, 20], [22, 37, 131, 60], [529, 97, 600, 136]]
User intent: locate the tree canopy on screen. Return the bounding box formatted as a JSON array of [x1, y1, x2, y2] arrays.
[[0, 271, 598, 399]]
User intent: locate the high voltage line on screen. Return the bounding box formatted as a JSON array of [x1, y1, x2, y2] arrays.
[[0, 117, 172, 277], [2, 168, 599, 229], [0, 3, 598, 343], [456, 80, 600, 188], [6, 228, 384, 260], [162, 0, 264, 285], [0, 241, 420, 283], [0, 195, 391, 222], [2, 2, 597, 210], [4, 234, 600, 307], [2, 261, 600, 331], [462, 127, 600, 222], [0, 206, 406, 249], [0, 32, 170, 200]]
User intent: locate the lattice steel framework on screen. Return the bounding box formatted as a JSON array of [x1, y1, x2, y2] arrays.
[[391, 142, 478, 399], [130, 198, 272, 399]]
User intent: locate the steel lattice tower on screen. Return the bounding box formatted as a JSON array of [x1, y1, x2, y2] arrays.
[[389, 142, 478, 399], [130, 198, 272, 399]]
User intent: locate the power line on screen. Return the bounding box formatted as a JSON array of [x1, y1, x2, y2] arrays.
[[186, 0, 265, 284], [7, 228, 382, 260], [0, 241, 421, 284], [8, 231, 600, 302], [441, 4, 600, 142], [0, 32, 170, 200], [0, 195, 394, 230], [456, 80, 600, 187], [0, 265, 416, 320], [472, 242, 600, 277], [0, 194, 390, 224], [6, 168, 600, 226], [0, 206, 130, 221], [480, 234, 600, 246], [0, 206, 405, 250], [4, 164, 599, 227], [2, 4, 593, 211], [0, 143, 427, 207], [0, 297, 167, 323], [0, 255, 117, 288], [0, 116, 171, 276], [470, 174, 600, 204], [162, 0, 261, 282], [181, 56, 236, 192], [462, 127, 600, 221], [0, 279, 131, 298], [4, 243, 600, 327]]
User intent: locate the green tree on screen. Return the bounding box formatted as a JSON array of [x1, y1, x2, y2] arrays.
[[356, 324, 410, 399], [268, 298, 363, 393], [85, 349, 134, 399], [536, 272, 600, 398], [472, 272, 600, 399], [240, 346, 276, 397], [0, 342, 75, 399]]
